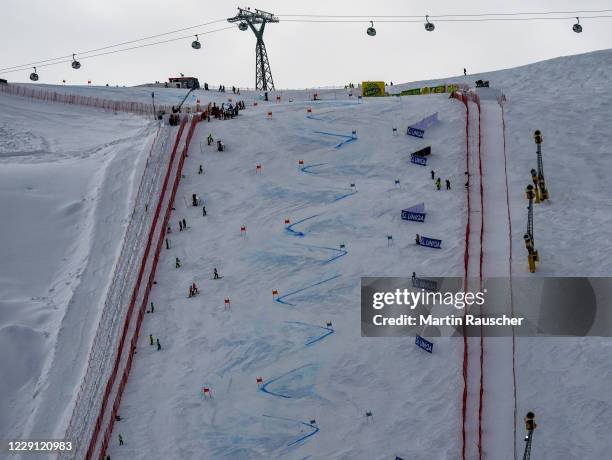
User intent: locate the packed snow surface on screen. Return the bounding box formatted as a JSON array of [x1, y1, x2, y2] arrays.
[[1, 49, 612, 459]]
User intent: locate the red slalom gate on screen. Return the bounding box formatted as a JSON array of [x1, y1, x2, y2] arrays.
[[0, 83, 172, 116]]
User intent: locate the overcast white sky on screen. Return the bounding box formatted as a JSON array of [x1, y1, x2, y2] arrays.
[[2, 0, 612, 88]]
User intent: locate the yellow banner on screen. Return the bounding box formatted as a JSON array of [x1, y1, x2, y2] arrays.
[[362, 81, 386, 97]]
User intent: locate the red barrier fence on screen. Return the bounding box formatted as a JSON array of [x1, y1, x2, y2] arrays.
[[0, 83, 172, 116], [498, 95, 518, 460], [450, 90, 482, 460], [97, 115, 200, 460], [84, 116, 186, 458], [62, 123, 163, 454], [76, 114, 200, 459]]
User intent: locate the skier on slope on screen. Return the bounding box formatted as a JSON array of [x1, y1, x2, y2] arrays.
[[192, 282, 198, 295], [207, 133, 213, 145], [430, 170, 435, 180], [198, 165, 203, 175], [446, 179, 451, 190], [179, 221, 183, 231], [464, 68, 467, 76], [202, 205, 207, 216], [415, 234, 421, 245], [118, 434, 124, 446], [156, 338, 161, 351], [149, 334, 154, 345], [175, 257, 181, 268], [182, 218, 187, 229], [435, 178, 441, 190], [213, 268, 219, 280]]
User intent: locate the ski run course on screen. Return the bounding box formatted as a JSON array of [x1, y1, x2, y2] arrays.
[[1, 49, 612, 459]]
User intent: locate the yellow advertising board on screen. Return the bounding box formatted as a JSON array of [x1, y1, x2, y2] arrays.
[[362, 81, 386, 97]]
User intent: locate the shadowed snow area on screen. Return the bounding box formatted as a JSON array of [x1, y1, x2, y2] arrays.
[[0, 95, 155, 441]]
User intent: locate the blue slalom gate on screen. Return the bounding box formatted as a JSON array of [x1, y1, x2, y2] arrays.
[[260, 364, 314, 399]]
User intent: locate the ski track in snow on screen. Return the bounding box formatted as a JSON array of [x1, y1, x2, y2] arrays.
[[108, 92, 466, 459]]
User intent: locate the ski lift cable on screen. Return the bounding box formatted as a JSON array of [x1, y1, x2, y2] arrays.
[[4, 9, 611, 75], [0, 18, 228, 73], [0, 26, 234, 75], [281, 14, 612, 23], [278, 9, 612, 18]]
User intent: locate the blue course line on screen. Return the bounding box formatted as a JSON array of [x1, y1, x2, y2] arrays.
[[306, 110, 336, 121], [333, 189, 357, 202], [304, 244, 347, 264], [260, 364, 313, 399], [313, 131, 354, 139], [313, 130, 357, 149], [262, 414, 320, 447], [300, 163, 328, 174], [275, 274, 342, 306], [334, 136, 357, 149], [285, 321, 335, 346], [286, 215, 319, 237]]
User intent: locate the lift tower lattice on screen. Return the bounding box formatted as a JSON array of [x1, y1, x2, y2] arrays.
[[228, 7, 279, 91]]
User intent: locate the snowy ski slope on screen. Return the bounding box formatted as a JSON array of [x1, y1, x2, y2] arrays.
[[0, 95, 156, 442], [109, 95, 468, 459]]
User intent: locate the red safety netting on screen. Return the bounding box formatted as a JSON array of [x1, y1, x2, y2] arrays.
[[0, 83, 172, 116], [498, 95, 518, 460], [74, 115, 201, 459], [449, 90, 483, 460]]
